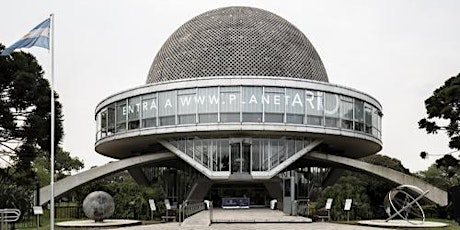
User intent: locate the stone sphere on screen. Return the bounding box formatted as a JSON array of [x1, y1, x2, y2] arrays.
[[82, 191, 115, 222]]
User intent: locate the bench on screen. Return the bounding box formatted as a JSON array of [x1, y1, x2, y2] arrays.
[[317, 198, 332, 221]]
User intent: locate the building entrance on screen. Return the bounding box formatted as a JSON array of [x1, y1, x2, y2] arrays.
[[230, 138, 251, 174], [209, 183, 268, 207]]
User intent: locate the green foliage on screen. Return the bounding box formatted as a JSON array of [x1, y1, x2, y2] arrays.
[[419, 73, 460, 175], [73, 171, 166, 220], [417, 164, 460, 190], [318, 175, 371, 220], [318, 154, 410, 220], [33, 147, 84, 185], [0, 43, 65, 215]]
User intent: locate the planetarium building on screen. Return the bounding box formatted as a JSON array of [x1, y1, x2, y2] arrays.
[[94, 6, 383, 208]]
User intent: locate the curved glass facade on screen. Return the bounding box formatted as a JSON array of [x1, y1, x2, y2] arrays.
[[168, 136, 312, 172], [96, 86, 382, 141]]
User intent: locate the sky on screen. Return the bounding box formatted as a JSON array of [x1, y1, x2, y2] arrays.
[[1, 0, 459, 173]]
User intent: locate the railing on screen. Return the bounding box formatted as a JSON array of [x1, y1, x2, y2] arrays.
[[209, 201, 213, 224], [0, 209, 21, 230], [178, 200, 206, 224]]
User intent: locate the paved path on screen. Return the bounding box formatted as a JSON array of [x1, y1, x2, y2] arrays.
[[108, 208, 392, 230], [108, 222, 392, 230]]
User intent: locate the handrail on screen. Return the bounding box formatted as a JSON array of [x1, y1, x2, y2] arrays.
[[0, 209, 21, 222], [0, 209, 21, 230], [178, 200, 206, 225]]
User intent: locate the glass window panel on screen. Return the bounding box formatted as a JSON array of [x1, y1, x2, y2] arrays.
[[179, 114, 195, 124], [177, 138, 185, 152], [142, 94, 157, 128], [202, 139, 209, 167], [198, 87, 219, 114], [270, 139, 279, 168], [195, 139, 202, 163], [279, 139, 287, 163], [264, 87, 285, 114], [242, 87, 262, 122], [128, 97, 141, 130], [365, 105, 373, 134], [286, 88, 304, 114], [220, 139, 230, 171], [210, 140, 218, 171], [265, 113, 283, 123], [158, 91, 176, 116], [220, 113, 239, 122], [199, 114, 218, 123], [159, 91, 176, 126], [115, 100, 126, 132], [242, 87, 262, 113], [220, 87, 240, 113], [96, 111, 101, 140], [101, 109, 107, 138], [295, 138, 304, 153], [306, 91, 323, 126], [160, 116, 175, 126], [252, 139, 261, 171], [287, 114, 303, 124], [324, 93, 340, 128], [107, 104, 115, 135], [186, 138, 194, 158], [287, 138, 295, 158], [242, 113, 262, 122], [354, 99, 364, 131], [231, 143, 240, 173], [341, 96, 353, 130], [177, 88, 196, 115], [263, 139, 270, 171]]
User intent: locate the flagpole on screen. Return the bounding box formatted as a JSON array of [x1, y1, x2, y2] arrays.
[[49, 13, 55, 230]]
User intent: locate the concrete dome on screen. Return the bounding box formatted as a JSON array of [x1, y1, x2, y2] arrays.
[[146, 6, 328, 84]]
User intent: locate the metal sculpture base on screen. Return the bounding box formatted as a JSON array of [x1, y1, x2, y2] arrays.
[[358, 219, 448, 228], [56, 219, 141, 228]]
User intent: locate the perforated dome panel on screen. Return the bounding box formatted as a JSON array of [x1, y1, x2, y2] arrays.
[[146, 6, 328, 84]]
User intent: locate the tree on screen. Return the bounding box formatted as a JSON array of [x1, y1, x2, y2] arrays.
[[0, 43, 64, 211], [73, 171, 165, 219], [33, 147, 84, 186], [317, 154, 411, 220], [419, 73, 460, 175], [417, 164, 460, 191]]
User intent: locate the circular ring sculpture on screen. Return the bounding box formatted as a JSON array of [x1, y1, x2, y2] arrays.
[[384, 185, 428, 225]]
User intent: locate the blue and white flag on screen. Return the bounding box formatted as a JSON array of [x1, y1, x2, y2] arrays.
[[1, 18, 51, 56]]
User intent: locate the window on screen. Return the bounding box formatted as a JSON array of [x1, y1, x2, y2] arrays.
[[128, 97, 140, 130], [324, 93, 340, 128], [198, 87, 218, 123], [220, 87, 240, 122], [242, 87, 262, 122], [364, 105, 373, 134], [264, 87, 285, 123], [141, 94, 157, 128], [177, 88, 196, 125], [354, 99, 364, 132], [107, 104, 115, 134], [306, 90, 323, 126], [159, 91, 176, 126], [115, 100, 126, 132], [341, 96, 353, 130], [286, 88, 304, 124]]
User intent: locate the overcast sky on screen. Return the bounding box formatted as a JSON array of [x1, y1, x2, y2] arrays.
[[1, 0, 459, 173]]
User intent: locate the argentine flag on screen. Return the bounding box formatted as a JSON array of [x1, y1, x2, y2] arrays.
[[1, 18, 50, 56]]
